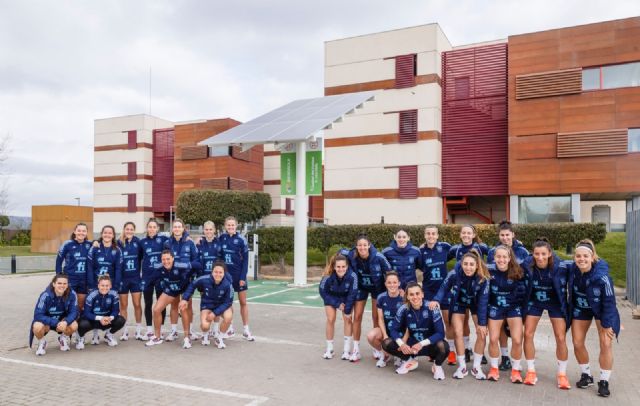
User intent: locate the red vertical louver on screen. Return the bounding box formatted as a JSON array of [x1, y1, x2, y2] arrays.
[[395, 54, 416, 89], [127, 194, 136, 213], [127, 162, 136, 181], [127, 130, 137, 149], [152, 128, 174, 212], [399, 110, 418, 143], [441, 43, 508, 196], [399, 165, 418, 199]]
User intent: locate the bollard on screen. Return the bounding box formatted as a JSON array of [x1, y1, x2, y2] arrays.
[[11, 254, 16, 274]]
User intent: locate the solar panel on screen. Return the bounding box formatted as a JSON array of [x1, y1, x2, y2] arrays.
[[198, 91, 376, 147]]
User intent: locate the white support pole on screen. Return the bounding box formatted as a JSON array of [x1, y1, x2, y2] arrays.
[[293, 140, 308, 286]]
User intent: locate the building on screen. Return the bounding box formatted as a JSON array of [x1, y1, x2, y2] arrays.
[[31, 205, 93, 253]]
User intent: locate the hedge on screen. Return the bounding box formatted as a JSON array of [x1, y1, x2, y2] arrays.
[[255, 222, 607, 258], [177, 189, 272, 227]]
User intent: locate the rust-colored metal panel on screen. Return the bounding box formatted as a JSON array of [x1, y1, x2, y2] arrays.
[[200, 178, 228, 189], [399, 110, 417, 143], [324, 74, 439, 96], [515, 68, 582, 100], [557, 129, 628, 157], [395, 54, 416, 89], [181, 145, 208, 160], [31, 205, 94, 253], [398, 166, 418, 199], [152, 128, 174, 213], [442, 43, 508, 196]]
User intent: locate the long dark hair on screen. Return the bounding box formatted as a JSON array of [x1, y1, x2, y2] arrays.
[[530, 237, 554, 271], [99, 225, 116, 245], [354, 234, 371, 259], [70, 223, 88, 241], [494, 245, 522, 280], [50, 273, 71, 301], [461, 224, 482, 244]]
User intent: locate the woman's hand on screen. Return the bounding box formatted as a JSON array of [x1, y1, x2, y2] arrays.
[[428, 301, 439, 311], [603, 327, 615, 340], [410, 342, 423, 354], [56, 321, 68, 333], [178, 300, 188, 312], [476, 325, 488, 338], [399, 344, 413, 355]]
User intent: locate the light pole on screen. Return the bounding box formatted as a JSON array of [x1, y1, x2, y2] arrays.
[[74, 197, 80, 206]]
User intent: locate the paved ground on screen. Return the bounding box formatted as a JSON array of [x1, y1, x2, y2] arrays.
[[1, 273, 639, 405]]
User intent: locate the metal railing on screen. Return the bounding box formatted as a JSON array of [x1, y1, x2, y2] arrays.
[[627, 210, 640, 307], [0, 255, 55, 274]]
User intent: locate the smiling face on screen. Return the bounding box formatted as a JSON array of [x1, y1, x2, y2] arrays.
[[574, 247, 594, 272], [161, 253, 174, 269], [461, 256, 478, 277], [407, 286, 424, 309], [172, 221, 184, 239], [204, 223, 216, 240], [212, 265, 225, 283], [394, 231, 409, 248], [74, 225, 87, 242], [498, 229, 514, 247], [424, 227, 438, 246], [334, 259, 348, 278], [494, 248, 510, 272], [124, 223, 135, 240], [146, 221, 158, 238], [460, 226, 475, 245], [533, 246, 551, 269], [53, 277, 68, 296], [385, 274, 400, 294], [101, 227, 114, 244], [225, 219, 237, 235], [356, 238, 370, 258], [98, 278, 111, 295]]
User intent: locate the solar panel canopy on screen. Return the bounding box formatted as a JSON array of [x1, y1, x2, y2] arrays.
[[198, 91, 376, 147]]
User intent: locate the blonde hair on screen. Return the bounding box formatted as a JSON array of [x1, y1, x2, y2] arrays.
[[575, 239, 600, 262], [461, 249, 490, 281], [119, 221, 136, 246], [324, 253, 348, 276]]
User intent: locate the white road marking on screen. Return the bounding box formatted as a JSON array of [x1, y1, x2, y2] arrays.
[[284, 300, 304, 305], [0, 356, 269, 406], [304, 295, 320, 300], [246, 284, 318, 301]]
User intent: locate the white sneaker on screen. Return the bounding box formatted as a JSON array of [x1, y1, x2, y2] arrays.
[[372, 348, 382, 360], [35, 339, 47, 356], [225, 326, 235, 339], [453, 367, 468, 379], [323, 349, 334, 359], [242, 329, 255, 342], [182, 337, 192, 349], [471, 367, 487, 380], [71, 331, 80, 344], [396, 358, 419, 374], [105, 332, 118, 347], [145, 336, 163, 347], [433, 365, 446, 380], [141, 331, 154, 341], [134, 330, 144, 341], [119, 329, 129, 341], [341, 350, 350, 360], [58, 335, 70, 351], [201, 334, 210, 346], [376, 355, 389, 368], [394, 357, 402, 367], [215, 336, 226, 349], [91, 330, 100, 345], [75, 337, 85, 350], [349, 351, 361, 362], [189, 331, 201, 341], [165, 330, 179, 342]]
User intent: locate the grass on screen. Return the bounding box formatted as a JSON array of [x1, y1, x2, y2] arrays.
[[0, 246, 49, 257]]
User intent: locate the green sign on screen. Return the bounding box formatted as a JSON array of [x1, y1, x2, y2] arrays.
[[306, 140, 322, 196], [280, 149, 296, 195]]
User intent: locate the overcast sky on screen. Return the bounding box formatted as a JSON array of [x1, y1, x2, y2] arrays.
[[0, 0, 638, 216]]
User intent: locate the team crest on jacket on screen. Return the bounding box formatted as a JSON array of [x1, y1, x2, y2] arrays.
[[98, 257, 105, 262], [124, 251, 128, 256], [233, 240, 238, 245], [156, 238, 162, 244], [422, 310, 428, 318], [106, 298, 112, 305], [436, 246, 442, 253], [593, 287, 601, 296]]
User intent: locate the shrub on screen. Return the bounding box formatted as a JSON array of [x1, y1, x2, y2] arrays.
[[177, 189, 271, 227]]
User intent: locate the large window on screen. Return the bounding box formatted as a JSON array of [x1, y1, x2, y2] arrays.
[[630, 128, 640, 153], [582, 61, 640, 91], [519, 196, 572, 223]]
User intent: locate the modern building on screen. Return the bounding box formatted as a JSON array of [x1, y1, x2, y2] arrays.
[[31, 205, 93, 253]]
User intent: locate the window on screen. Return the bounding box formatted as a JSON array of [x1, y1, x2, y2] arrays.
[[127, 130, 137, 149], [582, 61, 640, 91], [399, 110, 417, 143], [518, 196, 571, 223], [398, 165, 418, 199], [127, 194, 136, 213], [209, 145, 231, 157], [127, 162, 136, 181], [629, 128, 640, 152]]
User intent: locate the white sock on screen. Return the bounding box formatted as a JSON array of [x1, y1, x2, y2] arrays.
[[447, 339, 454, 351], [213, 322, 220, 334], [557, 359, 568, 374], [500, 347, 509, 357], [243, 324, 250, 332], [353, 341, 360, 352], [490, 357, 499, 368], [146, 325, 153, 333], [326, 340, 334, 351], [433, 365, 444, 374], [344, 336, 352, 352], [473, 352, 483, 369], [579, 363, 591, 375], [511, 358, 522, 371], [463, 336, 470, 349], [457, 355, 466, 369], [526, 359, 535, 371], [600, 370, 611, 381]]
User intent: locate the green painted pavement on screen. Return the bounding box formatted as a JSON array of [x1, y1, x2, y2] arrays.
[[193, 280, 323, 308]]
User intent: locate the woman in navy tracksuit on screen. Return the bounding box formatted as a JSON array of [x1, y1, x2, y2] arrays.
[[382, 229, 422, 291], [55, 223, 92, 312], [30, 273, 79, 356], [345, 235, 391, 362], [78, 274, 125, 348], [87, 225, 122, 293], [429, 250, 490, 380], [117, 221, 144, 341], [366, 271, 403, 368], [164, 218, 201, 348], [568, 239, 620, 398], [319, 253, 358, 360], [139, 218, 168, 340], [522, 238, 571, 389], [486, 245, 529, 383], [180, 260, 234, 349], [382, 282, 449, 379]]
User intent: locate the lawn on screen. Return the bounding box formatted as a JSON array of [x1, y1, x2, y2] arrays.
[[0, 246, 49, 257]]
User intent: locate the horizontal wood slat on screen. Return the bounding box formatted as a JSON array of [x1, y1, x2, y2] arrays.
[[515, 68, 582, 100], [200, 178, 228, 189], [229, 177, 248, 190], [324, 74, 440, 96], [557, 129, 628, 158], [181, 145, 209, 160], [324, 131, 440, 148], [94, 206, 153, 213], [324, 187, 441, 199], [95, 142, 153, 152]]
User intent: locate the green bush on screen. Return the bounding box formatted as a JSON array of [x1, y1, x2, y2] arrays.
[[177, 189, 271, 227], [4, 231, 31, 246]]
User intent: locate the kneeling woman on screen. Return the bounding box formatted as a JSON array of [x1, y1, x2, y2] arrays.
[[30, 273, 79, 355], [78, 274, 126, 348], [366, 271, 403, 368], [383, 282, 449, 380], [319, 253, 358, 360], [429, 250, 490, 379], [569, 239, 620, 398], [180, 260, 233, 349]]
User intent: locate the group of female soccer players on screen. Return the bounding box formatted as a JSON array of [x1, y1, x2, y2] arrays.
[[30, 216, 254, 356], [320, 222, 620, 398]]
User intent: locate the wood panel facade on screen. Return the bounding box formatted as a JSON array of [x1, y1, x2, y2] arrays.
[[508, 17, 640, 196]]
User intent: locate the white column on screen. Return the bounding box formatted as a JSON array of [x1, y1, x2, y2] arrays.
[[509, 195, 519, 223], [293, 140, 308, 286], [571, 194, 581, 223]]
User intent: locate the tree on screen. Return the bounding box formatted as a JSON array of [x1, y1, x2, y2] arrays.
[[0, 133, 10, 216], [176, 189, 272, 228], [0, 215, 9, 244]]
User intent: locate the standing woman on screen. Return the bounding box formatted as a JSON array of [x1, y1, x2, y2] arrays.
[[197, 220, 225, 338], [55, 223, 92, 313], [382, 282, 449, 379], [139, 218, 168, 340], [319, 253, 358, 360], [78, 274, 126, 347], [382, 229, 422, 291], [346, 235, 391, 362], [569, 239, 620, 398], [164, 218, 201, 348], [366, 271, 403, 368], [486, 245, 529, 383], [218, 216, 253, 341], [522, 238, 571, 389], [117, 221, 144, 340], [87, 225, 122, 292], [429, 250, 490, 379], [30, 274, 79, 355]]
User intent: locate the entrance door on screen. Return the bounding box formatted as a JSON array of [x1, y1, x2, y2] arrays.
[[592, 205, 611, 232]]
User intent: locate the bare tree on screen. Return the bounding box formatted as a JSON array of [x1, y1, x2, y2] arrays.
[[0, 134, 10, 216]]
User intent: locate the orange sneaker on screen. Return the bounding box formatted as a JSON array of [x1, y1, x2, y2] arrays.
[[447, 351, 457, 365], [511, 369, 523, 384], [557, 373, 571, 390], [524, 370, 537, 385], [487, 367, 500, 381]]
